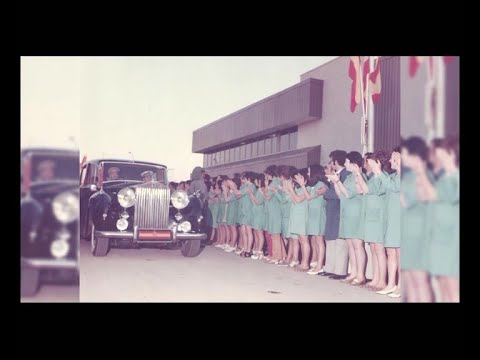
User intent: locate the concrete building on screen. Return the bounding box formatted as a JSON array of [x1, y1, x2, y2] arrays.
[[192, 56, 459, 177]]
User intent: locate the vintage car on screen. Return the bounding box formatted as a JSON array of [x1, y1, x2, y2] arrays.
[[21, 148, 79, 296], [80, 159, 207, 257]]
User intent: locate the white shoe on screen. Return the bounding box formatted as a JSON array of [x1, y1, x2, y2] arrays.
[[376, 286, 397, 295], [251, 254, 259, 260], [310, 262, 318, 269], [235, 249, 243, 255], [214, 243, 223, 248], [225, 246, 235, 253], [289, 261, 299, 268]]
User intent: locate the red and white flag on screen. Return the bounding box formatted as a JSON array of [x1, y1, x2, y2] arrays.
[[349, 56, 362, 113]]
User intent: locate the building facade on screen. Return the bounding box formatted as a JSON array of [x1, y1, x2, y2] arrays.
[[192, 56, 459, 177]]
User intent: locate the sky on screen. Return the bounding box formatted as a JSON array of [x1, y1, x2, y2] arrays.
[[21, 56, 338, 181]]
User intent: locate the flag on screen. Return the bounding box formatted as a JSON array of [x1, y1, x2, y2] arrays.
[[368, 57, 382, 103], [349, 56, 362, 113]]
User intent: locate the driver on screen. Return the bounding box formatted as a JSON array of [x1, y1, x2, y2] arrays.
[[141, 170, 154, 183], [36, 160, 55, 181], [106, 166, 121, 180]]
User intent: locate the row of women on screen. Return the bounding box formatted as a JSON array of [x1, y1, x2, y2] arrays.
[[204, 136, 459, 302]]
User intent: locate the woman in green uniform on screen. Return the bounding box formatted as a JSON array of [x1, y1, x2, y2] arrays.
[[400, 136, 434, 302], [208, 182, 219, 245], [375, 148, 401, 297], [420, 138, 459, 302], [358, 151, 390, 291], [329, 151, 368, 286], [247, 173, 266, 260], [215, 179, 226, 248], [296, 165, 328, 275], [224, 178, 239, 253]]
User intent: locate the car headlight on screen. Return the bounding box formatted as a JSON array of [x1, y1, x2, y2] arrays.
[[50, 239, 70, 258], [118, 187, 136, 208], [178, 221, 191, 233], [116, 218, 128, 231], [171, 190, 189, 209], [52, 192, 79, 224]]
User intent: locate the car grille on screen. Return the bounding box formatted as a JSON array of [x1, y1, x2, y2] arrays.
[[134, 186, 170, 229]]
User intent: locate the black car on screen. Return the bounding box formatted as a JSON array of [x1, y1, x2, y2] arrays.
[[80, 159, 207, 257], [21, 148, 79, 296]]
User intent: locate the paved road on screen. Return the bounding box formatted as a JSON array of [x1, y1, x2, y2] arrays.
[[21, 285, 79, 303], [79, 239, 400, 303]]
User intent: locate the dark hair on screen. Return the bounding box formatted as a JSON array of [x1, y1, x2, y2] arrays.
[[280, 165, 296, 180], [231, 177, 241, 189], [432, 136, 459, 166], [216, 179, 223, 189], [169, 182, 178, 190], [364, 152, 374, 160], [233, 172, 241, 179], [275, 165, 285, 178], [203, 174, 211, 182], [241, 172, 254, 182], [293, 168, 309, 188], [186, 180, 191, 185], [265, 165, 277, 177], [329, 150, 347, 166], [308, 164, 327, 186], [401, 136, 429, 162], [205, 181, 213, 192], [179, 181, 185, 187], [252, 173, 265, 188], [393, 146, 401, 153], [346, 151, 363, 167]]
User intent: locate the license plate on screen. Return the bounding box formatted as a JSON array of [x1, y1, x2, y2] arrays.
[[138, 230, 172, 240]]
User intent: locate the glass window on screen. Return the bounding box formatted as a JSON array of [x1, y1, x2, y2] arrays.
[[245, 143, 252, 159], [289, 131, 297, 150], [235, 146, 240, 161], [239, 145, 245, 160], [251, 141, 258, 158], [272, 136, 278, 153], [280, 134, 289, 152], [265, 138, 272, 155], [258, 140, 265, 156], [225, 148, 230, 163], [229, 148, 235, 162], [219, 151, 224, 164]]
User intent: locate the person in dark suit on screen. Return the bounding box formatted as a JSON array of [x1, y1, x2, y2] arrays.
[[319, 150, 350, 279]]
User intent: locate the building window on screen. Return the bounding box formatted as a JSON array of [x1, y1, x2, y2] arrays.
[[272, 136, 278, 153], [280, 133, 289, 152], [289, 131, 297, 150], [265, 138, 272, 155], [258, 140, 265, 156], [245, 143, 252, 159], [220, 150, 225, 164], [251, 141, 258, 158], [229, 148, 234, 162], [225, 148, 230, 163], [239, 145, 245, 160], [234, 146, 240, 161]]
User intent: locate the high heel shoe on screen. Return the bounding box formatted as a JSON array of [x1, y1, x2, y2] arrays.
[[388, 292, 401, 298], [376, 286, 397, 295]]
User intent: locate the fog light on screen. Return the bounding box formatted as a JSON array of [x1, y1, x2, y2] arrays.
[[178, 221, 191, 233], [50, 239, 70, 258], [116, 218, 128, 231]]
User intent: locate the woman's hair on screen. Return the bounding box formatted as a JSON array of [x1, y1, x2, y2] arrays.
[[265, 165, 277, 177], [216, 179, 223, 189], [252, 173, 265, 188], [401, 136, 429, 162], [293, 168, 309, 188], [308, 164, 327, 186], [279, 165, 297, 180], [346, 151, 364, 167], [205, 181, 213, 192], [203, 174, 211, 182], [241, 172, 254, 182], [432, 136, 459, 166], [231, 177, 241, 189]]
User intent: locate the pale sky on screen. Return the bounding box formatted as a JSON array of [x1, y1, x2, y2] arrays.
[[21, 56, 337, 181]]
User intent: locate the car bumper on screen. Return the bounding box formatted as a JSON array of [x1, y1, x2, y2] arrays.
[[94, 229, 207, 244], [21, 258, 78, 269]]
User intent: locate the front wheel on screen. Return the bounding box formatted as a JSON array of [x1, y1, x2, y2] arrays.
[[180, 239, 201, 257], [21, 266, 40, 297]]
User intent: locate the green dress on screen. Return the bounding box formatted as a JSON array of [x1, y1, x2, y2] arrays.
[[216, 192, 227, 225], [251, 189, 265, 230], [275, 188, 292, 239], [401, 170, 431, 271], [378, 171, 400, 248], [289, 187, 309, 236], [428, 170, 459, 278], [265, 177, 282, 234], [225, 192, 238, 226], [307, 181, 328, 236], [209, 191, 219, 229], [237, 183, 255, 226], [338, 173, 366, 239], [363, 172, 387, 244]]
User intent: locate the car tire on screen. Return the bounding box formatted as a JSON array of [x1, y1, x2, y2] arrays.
[[91, 228, 110, 256], [180, 239, 201, 257], [21, 266, 40, 297]]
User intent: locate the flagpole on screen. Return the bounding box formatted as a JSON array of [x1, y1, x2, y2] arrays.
[[359, 57, 367, 156], [367, 56, 375, 153], [435, 56, 446, 138]]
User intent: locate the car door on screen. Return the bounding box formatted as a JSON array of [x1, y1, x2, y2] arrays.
[[80, 163, 97, 238]]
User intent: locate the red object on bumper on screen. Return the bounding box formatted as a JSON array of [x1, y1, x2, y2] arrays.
[[138, 230, 172, 240]]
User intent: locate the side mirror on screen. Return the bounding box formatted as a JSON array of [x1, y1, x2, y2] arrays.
[[89, 184, 98, 192]]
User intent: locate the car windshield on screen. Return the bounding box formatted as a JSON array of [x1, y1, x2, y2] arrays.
[[30, 154, 79, 182], [103, 162, 166, 184]]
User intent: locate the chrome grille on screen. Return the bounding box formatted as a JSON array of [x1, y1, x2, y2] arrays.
[[134, 186, 170, 229]]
